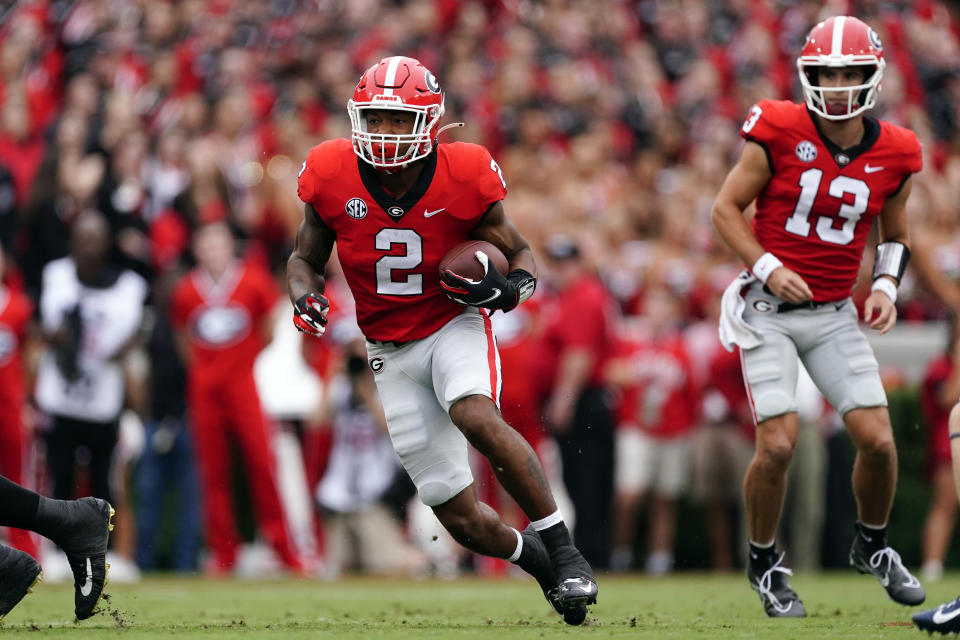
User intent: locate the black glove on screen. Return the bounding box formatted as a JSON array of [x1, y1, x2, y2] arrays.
[[440, 251, 535, 311], [293, 293, 329, 337]]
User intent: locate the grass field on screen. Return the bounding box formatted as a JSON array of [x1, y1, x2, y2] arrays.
[[0, 572, 947, 638]]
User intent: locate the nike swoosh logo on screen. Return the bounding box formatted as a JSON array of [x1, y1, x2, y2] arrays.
[[864, 164, 884, 173], [474, 288, 501, 305], [80, 557, 93, 596], [423, 208, 446, 218], [933, 606, 960, 624]]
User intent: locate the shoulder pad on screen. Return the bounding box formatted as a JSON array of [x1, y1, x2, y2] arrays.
[[881, 122, 923, 174], [441, 142, 508, 203], [740, 100, 803, 144], [298, 139, 353, 204]]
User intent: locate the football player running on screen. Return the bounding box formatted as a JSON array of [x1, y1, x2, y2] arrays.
[[712, 16, 924, 617], [288, 56, 596, 624]]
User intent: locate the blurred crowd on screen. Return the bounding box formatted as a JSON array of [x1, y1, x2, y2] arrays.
[[1, 0, 959, 579]]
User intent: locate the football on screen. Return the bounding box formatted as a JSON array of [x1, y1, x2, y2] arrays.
[[439, 240, 509, 281]]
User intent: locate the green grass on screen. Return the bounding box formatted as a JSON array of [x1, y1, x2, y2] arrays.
[[0, 572, 947, 638]]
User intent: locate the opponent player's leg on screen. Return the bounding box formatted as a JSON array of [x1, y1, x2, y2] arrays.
[[0, 475, 113, 620], [915, 403, 960, 632]]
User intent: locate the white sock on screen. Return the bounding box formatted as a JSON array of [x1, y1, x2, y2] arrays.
[[529, 510, 563, 532], [507, 528, 523, 563]]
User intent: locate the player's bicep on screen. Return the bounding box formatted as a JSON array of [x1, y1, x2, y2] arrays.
[[470, 201, 530, 260], [715, 141, 772, 212], [877, 176, 912, 246], [292, 204, 336, 270]]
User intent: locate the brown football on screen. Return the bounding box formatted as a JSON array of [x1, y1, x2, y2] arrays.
[[439, 240, 509, 281]]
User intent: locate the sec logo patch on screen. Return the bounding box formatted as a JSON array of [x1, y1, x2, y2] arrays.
[[796, 141, 817, 162], [345, 198, 367, 220]]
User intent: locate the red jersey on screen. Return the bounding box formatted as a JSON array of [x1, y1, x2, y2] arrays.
[[0, 287, 32, 413], [741, 100, 922, 301], [297, 139, 508, 342], [612, 329, 698, 439], [921, 354, 954, 469], [535, 274, 617, 392], [705, 343, 754, 441], [170, 260, 278, 386]]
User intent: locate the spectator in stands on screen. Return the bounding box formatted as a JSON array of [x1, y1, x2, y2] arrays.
[[536, 235, 616, 569], [34, 210, 147, 506], [607, 285, 699, 574], [170, 222, 301, 574], [920, 314, 960, 582], [315, 336, 427, 578]]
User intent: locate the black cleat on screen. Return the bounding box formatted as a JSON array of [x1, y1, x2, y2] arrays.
[[913, 596, 960, 635], [548, 544, 598, 625], [849, 534, 925, 606], [517, 527, 563, 616], [51, 498, 115, 620], [746, 553, 806, 617], [0, 546, 42, 622]]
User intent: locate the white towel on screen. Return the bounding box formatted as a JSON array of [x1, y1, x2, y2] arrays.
[[718, 269, 764, 352]]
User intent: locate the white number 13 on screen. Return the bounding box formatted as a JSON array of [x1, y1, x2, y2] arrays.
[[784, 168, 870, 246]]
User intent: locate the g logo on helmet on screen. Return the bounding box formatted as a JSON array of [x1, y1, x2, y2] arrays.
[[424, 71, 440, 94], [868, 28, 882, 51]]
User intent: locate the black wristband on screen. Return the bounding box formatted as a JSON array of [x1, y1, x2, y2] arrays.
[[506, 269, 536, 307]]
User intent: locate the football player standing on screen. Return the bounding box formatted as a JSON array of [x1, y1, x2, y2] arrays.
[[712, 16, 925, 617], [287, 56, 597, 624]]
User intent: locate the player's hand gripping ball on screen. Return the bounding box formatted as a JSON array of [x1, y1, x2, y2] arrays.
[[293, 293, 330, 337], [439, 240, 520, 310]]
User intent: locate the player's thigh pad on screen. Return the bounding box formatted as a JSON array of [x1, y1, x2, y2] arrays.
[[800, 303, 886, 415], [742, 289, 801, 423], [367, 340, 473, 507], [431, 310, 501, 412]]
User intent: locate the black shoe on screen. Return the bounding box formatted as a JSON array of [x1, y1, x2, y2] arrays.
[[913, 596, 960, 634], [51, 498, 114, 620], [746, 553, 806, 617], [849, 534, 925, 606], [548, 544, 598, 626], [518, 527, 562, 616], [0, 546, 42, 622]]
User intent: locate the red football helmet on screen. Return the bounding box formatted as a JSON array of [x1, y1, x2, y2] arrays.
[[347, 56, 445, 169], [797, 16, 885, 120]]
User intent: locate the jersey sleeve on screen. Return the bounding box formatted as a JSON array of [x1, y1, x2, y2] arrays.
[[297, 141, 347, 207], [446, 143, 508, 213], [739, 100, 782, 147], [904, 131, 923, 175]]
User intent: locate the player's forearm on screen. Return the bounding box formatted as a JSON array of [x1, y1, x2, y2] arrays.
[[286, 254, 326, 304], [507, 246, 537, 280], [711, 203, 766, 268]]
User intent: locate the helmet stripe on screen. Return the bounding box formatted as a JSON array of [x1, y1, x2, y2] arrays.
[[381, 57, 402, 96], [831, 16, 846, 56]]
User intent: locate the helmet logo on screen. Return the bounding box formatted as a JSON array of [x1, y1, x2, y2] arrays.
[[868, 28, 882, 51], [387, 206, 405, 217], [345, 198, 368, 220], [424, 71, 440, 94], [795, 141, 818, 163]]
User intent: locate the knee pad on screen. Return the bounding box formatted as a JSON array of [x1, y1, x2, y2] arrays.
[[753, 389, 798, 424]]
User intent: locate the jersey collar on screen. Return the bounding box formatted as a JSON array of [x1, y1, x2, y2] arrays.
[[806, 107, 880, 168], [357, 150, 438, 222]]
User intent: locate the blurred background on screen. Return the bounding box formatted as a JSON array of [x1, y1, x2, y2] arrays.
[[1, 0, 959, 583]]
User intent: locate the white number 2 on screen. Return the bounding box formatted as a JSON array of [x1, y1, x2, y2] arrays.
[[375, 229, 422, 295], [784, 168, 870, 246]]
